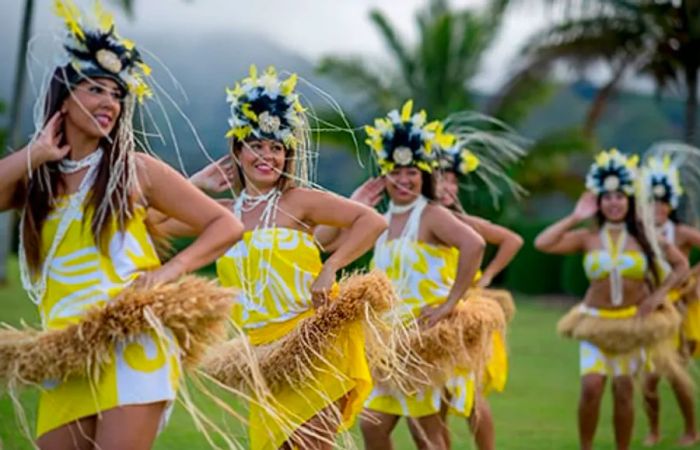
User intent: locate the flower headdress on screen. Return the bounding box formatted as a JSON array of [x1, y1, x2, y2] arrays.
[[365, 100, 453, 175], [225, 65, 305, 150], [54, 0, 152, 102], [585, 149, 639, 196]]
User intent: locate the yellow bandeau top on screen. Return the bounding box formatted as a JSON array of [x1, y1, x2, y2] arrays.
[[216, 227, 321, 331], [582, 225, 647, 281], [583, 250, 647, 281], [39, 196, 160, 330], [372, 237, 457, 320]]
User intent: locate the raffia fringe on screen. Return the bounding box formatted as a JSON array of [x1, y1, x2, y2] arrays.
[[0, 275, 234, 389]]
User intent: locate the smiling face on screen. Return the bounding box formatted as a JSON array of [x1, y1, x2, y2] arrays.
[[235, 139, 287, 192], [385, 166, 423, 205], [654, 200, 672, 226], [599, 191, 629, 223], [437, 170, 459, 208], [62, 77, 124, 139]]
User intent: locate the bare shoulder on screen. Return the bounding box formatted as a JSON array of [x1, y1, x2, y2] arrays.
[[424, 202, 454, 221]]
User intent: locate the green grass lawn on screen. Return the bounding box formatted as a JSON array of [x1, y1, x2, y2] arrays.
[[0, 258, 696, 449]]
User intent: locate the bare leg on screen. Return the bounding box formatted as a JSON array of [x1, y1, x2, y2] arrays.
[[578, 374, 606, 450], [612, 375, 634, 450], [642, 372, 661, 446], [469, 395, 495, 450], [439, 391, 451, 449], [360, 410, 400, 450], [407, 414, 448, 450], [37, 416, 97, 450], [669, 374, 700, 446], [284, 396, 348, 450], [93, 402, 168, 450]]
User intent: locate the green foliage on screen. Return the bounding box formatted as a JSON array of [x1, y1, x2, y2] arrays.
[[503, 221, 564, 294], [512, 0, 700, 142], [318, 0, 530, 120], [513, 126, 596, 199], [561, 253, 588, 296]]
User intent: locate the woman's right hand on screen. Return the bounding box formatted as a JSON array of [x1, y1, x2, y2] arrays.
[[190, 155, 235, 193], [31, 112, 70, 166], [572, 192, 598, 221], [350, 177, 385, 207]]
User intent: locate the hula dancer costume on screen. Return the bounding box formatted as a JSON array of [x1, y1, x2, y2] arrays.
[[644, 154, 700, 358], [436, 116, 525, 396], [0, 0, 232, 440], [203, 66, 391, 450], [363, 102, 504, 419], [557, 150, 683, 379]]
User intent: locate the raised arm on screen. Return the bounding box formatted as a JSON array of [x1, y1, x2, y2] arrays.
[[137, 154, 243, 285], [290, 188, 387, 306], [534, 192, 596, 255], [460, 214, 523, 288], [638, 240, 690, 316], [314, 177, 385, 251], [0, 113, 70, 211], [420, 204, 486, 327]]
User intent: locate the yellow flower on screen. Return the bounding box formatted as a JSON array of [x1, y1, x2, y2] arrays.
[[401, 100, 414, 122], [54, 0, 85, 40]]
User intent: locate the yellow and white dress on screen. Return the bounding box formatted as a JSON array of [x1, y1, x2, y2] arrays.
[[216, 227, 371, 450], [578, 226, 649, 376], [33, 195, 180, 437], [365, 232, 475, 418]]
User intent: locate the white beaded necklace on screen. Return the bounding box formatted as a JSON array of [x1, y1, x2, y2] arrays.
[[19, 149, 103, 305], [57, 148, 104, 174], [233, 188, 282, 228]]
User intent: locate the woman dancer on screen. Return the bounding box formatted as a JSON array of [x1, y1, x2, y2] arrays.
[[535, 149, 688, 450], [160, 65, 389, 450], [0, 1, 242, 449], [641, 152, 700, 447]]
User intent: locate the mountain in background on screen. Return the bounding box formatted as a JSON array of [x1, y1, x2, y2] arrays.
[[0, 25, 691, 196]]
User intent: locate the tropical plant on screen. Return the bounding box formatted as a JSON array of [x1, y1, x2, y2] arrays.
[[501, 0, 700, 143], [318, 0, 515, 120]]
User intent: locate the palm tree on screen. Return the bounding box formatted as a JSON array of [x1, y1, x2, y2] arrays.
[[318, 0, 512, 120], [501, 0, 700, 143]]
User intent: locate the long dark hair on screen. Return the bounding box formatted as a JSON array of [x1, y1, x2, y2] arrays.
[[596, 193, 661, 286], [22, 65, 133, 273], [421, 170, 437, 201]]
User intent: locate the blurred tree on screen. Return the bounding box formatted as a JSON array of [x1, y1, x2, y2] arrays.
[[318, 0, 552, 121], [503, 0, 700, 143], [317, 0, 559, 219]]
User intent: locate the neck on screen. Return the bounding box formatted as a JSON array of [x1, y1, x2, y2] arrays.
[[65, 125, 101, 161], [604, 221, 626, 231], [243, 181, 278, 197]]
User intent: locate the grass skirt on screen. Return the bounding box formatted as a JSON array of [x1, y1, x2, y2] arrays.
[[373, 291, 506, 394], [557, 301, 693, 397]]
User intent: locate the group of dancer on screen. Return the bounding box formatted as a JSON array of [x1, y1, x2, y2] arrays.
[[0, 2, 698, 450]]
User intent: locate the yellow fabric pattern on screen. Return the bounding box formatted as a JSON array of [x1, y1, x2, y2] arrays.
[[483, 331, 508, 395], [583, 250, 647, 281], [683, 300, 700, 358], [216, 228, 371, 450], [36, 198, 179, 437], [577, 305, 649, 376], [366, 238, 474, 418]]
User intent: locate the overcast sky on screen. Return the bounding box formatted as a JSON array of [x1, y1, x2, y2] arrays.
[[1, 0, 552, 93]]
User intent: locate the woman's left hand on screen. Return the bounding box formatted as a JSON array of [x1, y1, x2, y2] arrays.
[[419, 302, 454, 329], [310, 266, 336, 309], [637, 292, 663, 317], [133, 260, 186, 289]]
